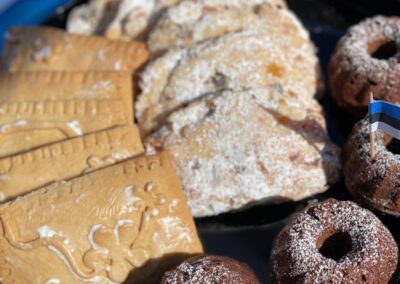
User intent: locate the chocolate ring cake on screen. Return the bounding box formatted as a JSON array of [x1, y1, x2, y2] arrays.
[[329, 15, 400, 116], [343, 117, 400, 216], [162, 255, 261, 284], [270, 199, 398, 283]]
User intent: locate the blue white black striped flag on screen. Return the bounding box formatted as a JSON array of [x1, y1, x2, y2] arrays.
[[369, 100, 400, 140]]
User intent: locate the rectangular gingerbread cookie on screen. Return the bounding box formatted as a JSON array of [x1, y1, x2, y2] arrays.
[[0, 152, 203, 283], [0, 125, 144, 202], [1, 26, 149, 72], [0, 71, 135, 121], [0, 98, 131, 157]]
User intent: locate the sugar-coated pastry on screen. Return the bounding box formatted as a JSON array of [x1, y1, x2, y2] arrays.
[[145, 89, 341, 217], [0, 152, 203, 283], [147, 0, 287, 53], [67, 0, 182, 40], [329, 15, 400, 116], [162, 255, 261, 284], [270, 199, 398, 283], [137, 6, 319, 135]]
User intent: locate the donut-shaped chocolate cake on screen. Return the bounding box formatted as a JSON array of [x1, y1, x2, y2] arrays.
[[162, 255, 261, 284], [270, 198, 398, 283], [329, 15, 400, 116], [343, 117, 400, 216]]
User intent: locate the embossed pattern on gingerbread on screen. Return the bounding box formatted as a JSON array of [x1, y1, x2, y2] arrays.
[[0, 71, 135, 121], [0, 71, 137, 157], [0, 98, 130, 157], [0, 125, 144, 203], [145, 89, 341, 217], [0, 152, 203, 283], [147, 0, 287, 53], [1, 26, 149, 72], [137, 5, 319, 135]]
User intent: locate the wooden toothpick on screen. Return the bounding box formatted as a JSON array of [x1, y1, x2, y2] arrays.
[[370, 92, 376, 160]]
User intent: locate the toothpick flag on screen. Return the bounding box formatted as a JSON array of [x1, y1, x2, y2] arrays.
[[369, 94, 400, 159], [369, 99, 400, 140]]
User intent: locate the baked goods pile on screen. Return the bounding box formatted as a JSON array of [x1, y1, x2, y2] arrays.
[[3, 1, 400, 283], [0, 27, 203, 283], [141, 0, 341, 217], [268, 14, 400, 284], [69, 0, 342, 218]]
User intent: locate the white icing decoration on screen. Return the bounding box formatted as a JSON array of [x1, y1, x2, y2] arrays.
[[114, 60, 121, 71], [168, 199, 179, 213], [151, 208, 159, 217], [44, 278, 60, 284], [113, 219, 134, 243], [67, 120, 83, 135], [124, 185, 140, 210], [32, 45, 52, 61], [88, 224, 108, 253], [48, 245, 105, 283], [0, 119, 27, 133], [37, 226, 57, 238], [37, 226, 75, 251]]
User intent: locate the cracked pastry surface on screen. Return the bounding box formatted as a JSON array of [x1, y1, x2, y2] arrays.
[[67, 0, 182, 40], [147, 0, 287, 53], [137, 7, 320, 135], [145, 89, 341, 217]]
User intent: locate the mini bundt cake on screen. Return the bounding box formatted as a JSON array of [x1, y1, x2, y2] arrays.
[[270, 198, 398, 283], [162, 255, 261, 284], [329, 15, 400, 116], [343, 116, 400, 216]]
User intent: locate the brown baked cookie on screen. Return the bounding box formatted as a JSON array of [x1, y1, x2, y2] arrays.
[[343, 117, 400, 216], [270, 199, 398, 284], [162, 255, 261, 284], [329, 15, 400, 116], [137, 8, 320, 135], [147, 0, 287, 53], [145, 89, 341, 217], [1, 26, 148, 72]]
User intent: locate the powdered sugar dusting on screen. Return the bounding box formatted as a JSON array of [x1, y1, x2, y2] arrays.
[[343, 117, 400, 215], [146, 89, 341, 217], [148, 0, 287, 52], [271, 199, 398, 283], [329, 15, 400, 110], [163, 255, 260, 284], [138, 7, 319, 134]]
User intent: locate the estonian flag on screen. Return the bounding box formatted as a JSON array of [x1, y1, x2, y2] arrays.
[[370, 100, 400, 140]]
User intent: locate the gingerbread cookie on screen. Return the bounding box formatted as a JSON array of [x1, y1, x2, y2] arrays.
[[147, 0, 287, 53], [0, 152, 203, 283], [0, 71, 135, 120], [1, 26, 148, 72], [145, 89, 341, 217], [137, 11, 319, 135], [0, 125, 143, 202]]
